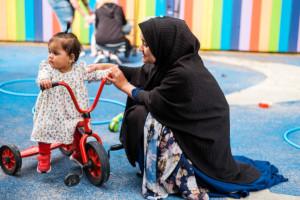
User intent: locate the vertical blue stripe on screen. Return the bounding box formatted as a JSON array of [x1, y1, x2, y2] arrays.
[[89, 0, 96, 11], [279, 0, 292, 52], [166, 0, 174, 16], [89, 0, 96, 42], [221, 0, 233, 50], [34, 0, 43, 41], [155, 0, 166, 16], [25, 0, 35, 41], [288, 0, 300, 52], [231, 0, 242, 50]]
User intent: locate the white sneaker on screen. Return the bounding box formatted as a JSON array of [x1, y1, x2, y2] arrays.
[[79, 51, 86, 57], [94, 53, 106, 63], [110, 54, 122, 65]]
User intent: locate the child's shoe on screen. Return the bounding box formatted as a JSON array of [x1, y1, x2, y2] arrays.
[[37, 154, 51, 173]]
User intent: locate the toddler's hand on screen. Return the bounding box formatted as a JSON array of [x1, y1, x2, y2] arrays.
[[87, 63, 118, 73], [39, 79, 52, 90]]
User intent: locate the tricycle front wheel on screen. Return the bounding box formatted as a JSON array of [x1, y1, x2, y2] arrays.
[[0, 145, 22, 175], [84, 141, 110, 186]]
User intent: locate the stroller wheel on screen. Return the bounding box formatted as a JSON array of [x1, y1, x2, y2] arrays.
[[0, 145, 22, 175], [84, 141, 110, 186], [64, 173, 80, 187], [59, 144, 73, 156]]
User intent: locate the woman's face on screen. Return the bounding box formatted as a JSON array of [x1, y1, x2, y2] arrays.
[[139, 34, 156, 64]]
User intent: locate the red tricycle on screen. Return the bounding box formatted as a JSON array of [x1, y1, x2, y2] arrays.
[[0, 79, 110, 186]]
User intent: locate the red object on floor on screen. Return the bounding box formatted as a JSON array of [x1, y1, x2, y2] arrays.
[[258, 102, 270, 108]]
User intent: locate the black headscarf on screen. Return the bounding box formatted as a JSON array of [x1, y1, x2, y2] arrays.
[[138, 17, 200, 90], [139, 17, 199, 67]]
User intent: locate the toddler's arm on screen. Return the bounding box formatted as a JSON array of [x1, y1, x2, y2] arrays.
[[87, 63, 118, 73], [82, 63, 112, 81]]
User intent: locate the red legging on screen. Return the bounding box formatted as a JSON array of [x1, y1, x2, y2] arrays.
[[38, 142, 51, 155]]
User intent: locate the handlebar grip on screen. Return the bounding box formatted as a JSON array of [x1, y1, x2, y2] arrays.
[[40, 82, 60, 91], [52, 82, 59, 87]]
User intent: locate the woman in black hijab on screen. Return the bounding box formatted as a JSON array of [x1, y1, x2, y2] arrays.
[[89, 16, 286, 199]]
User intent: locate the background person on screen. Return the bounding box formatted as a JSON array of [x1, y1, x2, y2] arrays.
[[94, 0, 132, 58], [48, 0, 94, 32]]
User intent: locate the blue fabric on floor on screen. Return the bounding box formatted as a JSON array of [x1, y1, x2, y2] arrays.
[[194, 156, 288, 198]]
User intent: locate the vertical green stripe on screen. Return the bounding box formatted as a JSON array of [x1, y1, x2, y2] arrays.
[[16, 0, 25, 41], [78, 16, 84, 43], [79, 0, 89, 44], [211, 0, 223, 49], [81, 18, 89, 44], [146, 0, 155, 17], [269, 0, 282, 51]]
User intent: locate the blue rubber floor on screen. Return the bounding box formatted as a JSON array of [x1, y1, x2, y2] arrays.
[[0, 44, 299, 200]]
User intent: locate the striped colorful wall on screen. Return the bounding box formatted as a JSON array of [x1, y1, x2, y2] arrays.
[[0, 0, 299, 53]]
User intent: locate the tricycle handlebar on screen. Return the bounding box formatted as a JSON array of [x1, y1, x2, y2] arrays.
[[41, 79, 107, 114]]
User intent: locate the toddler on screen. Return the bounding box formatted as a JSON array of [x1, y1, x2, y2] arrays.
[[31, 32, 109, 173]]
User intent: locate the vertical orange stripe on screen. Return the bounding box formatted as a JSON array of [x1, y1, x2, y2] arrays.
[[126, 0, 135, 46], [133, 0, 139, 46], [119, 0, 126, 15], [250, 0, 262, 51], [259, 0, 272, 51], [184, 0, 193, 29], [52, 12, 61, 34], [192, 0, 202, 46]]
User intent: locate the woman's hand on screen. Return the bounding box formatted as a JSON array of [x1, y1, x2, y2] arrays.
[[106, 66, 135, 97], [39, 79, 52, 90]]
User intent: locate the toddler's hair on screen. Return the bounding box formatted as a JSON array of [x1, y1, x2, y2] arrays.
[[49, 32, 82, 62]]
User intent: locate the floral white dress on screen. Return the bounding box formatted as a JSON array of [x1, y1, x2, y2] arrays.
[[31, 60, 109, 144]]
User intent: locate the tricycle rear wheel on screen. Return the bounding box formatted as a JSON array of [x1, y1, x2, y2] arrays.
[[0, 145, 22, 175]]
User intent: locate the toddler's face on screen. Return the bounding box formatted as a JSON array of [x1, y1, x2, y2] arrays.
[[48, 40, 73, 73]]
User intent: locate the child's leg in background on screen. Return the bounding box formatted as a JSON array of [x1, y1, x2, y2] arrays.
[[37, 142, 51, 173], [124, 37, 132, 58], [90, 33, 98, 57]]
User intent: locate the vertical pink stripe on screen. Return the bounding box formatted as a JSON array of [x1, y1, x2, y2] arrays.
[[42, 0, 53, 41], [179, 0, 185, 20], [0, 0, 7, 40], [298, 15, 300, 52], [239, 0, 253, 50]]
